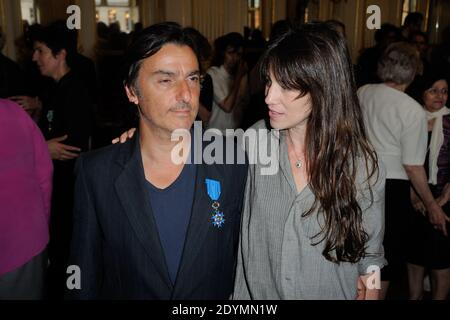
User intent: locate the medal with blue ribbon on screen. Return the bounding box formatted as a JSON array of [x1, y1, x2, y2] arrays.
[[205, 179, 225, 228]]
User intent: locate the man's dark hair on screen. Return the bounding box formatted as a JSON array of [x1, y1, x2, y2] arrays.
[[123, 22, 200, 94], [324, 19, 346, 36], [404, 12, 423, 28], [374, 23, 400, 45], [33, 20, 76, 67], [211, 32, 244, 67], [269, 20, 291, 44]]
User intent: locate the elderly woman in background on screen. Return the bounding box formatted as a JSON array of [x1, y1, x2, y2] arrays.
[[358, 42, 450, 299], [407, 71, 450, 300]]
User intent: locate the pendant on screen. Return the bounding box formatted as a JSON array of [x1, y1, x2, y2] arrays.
[[295, 160, 302, 168], [211, 211, 225, 228]]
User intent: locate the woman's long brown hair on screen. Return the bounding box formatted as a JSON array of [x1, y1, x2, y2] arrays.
[[261, 23, 379, 263]]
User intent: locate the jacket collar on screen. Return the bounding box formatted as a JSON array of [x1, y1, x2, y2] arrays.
[[113, 132, 225, 294]]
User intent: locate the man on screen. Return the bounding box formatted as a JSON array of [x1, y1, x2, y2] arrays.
[[356, 23, 400, 87], [401, 12, 424, 41], [30, 23, 94, 298], [68, 22, 247, 299]]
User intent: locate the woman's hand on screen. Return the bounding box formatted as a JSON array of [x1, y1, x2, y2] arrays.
[[112, 128, 136, 144], [437, 183, 450, 207], [47, 135, 81, 161], [9, 96, 42, 114], [427, 201, 450, 236], [356, 274, 380, 300], [410, 187, 426, 216]]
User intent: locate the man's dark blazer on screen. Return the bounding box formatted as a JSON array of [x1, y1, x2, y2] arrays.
[[68, 133, 248, 299]]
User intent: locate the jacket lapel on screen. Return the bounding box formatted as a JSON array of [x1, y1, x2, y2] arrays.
[[172, 160, 219, 296], [114, 135, 172, 291]]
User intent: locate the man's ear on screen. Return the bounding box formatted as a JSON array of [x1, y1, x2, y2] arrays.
[[125, 85, 139, 105], [56, 48, 67, 63]]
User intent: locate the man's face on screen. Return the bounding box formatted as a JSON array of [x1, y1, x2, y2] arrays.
[[412, 34, 427, 56], [126, 44, 200, 135], [223, 45, 243, 74], [32, 41, 61, 78]]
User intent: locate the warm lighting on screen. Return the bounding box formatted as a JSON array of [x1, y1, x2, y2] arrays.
[[96, 1, 139, 34], [248, 0, 261, 30], [20, 0, 37, 25]]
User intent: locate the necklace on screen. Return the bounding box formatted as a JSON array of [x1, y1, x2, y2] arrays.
[[287, 131, 303, 169]]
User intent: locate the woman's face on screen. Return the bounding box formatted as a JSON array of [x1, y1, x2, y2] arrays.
[[265, 71, 312, 130], [423, 79, 448, 112]]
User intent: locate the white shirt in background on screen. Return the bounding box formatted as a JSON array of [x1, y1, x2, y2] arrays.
[[358, 83, 427, 180], [207, 65, 248, 132]]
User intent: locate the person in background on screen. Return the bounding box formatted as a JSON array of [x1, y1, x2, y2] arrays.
[[356, 23, 400, 87], [406, 71, 450, 300], [401, 12, 424, 41], [8, 23, 52, 123], [30, 22, 94, 298], [358, 42, 450, 299], [207, 32, 249, 132], [406, 31, 431, 100], [410, 31, 429, 62], [430, 25, 450, 84], [242, 20, 291, 130], [0, 99, 53, 299]]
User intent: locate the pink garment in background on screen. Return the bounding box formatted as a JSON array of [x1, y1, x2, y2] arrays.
[[0, 99, 53, 276]]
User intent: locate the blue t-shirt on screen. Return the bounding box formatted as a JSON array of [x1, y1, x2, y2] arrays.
[[146, 162, 196, 284]]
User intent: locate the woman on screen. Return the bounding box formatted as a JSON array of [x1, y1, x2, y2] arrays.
[[407, 72, 450, 300], [233, 23, 386, 300], [358, 42, 449, 299]]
